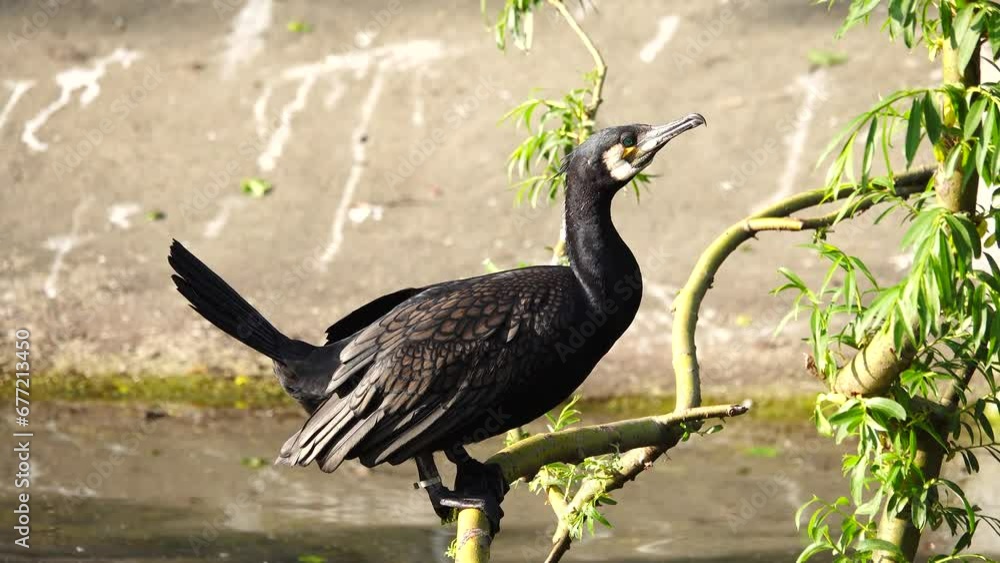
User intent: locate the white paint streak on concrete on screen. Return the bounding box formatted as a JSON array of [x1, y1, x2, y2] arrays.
[[253, 40, 447, 173], [107, 202, 141, 229], [0, 80, 34, 132], [319, 68, 387, 267], [323, 78, 346, 110], [411, 70, 425, 126], [355, 29, 377, 49], [22, 48, 140, 152], [258, 74, 318, 171], [636, 538, 675, 555], [203, 196, 247, 239], [639, 16, 680, 63], [221, 0, 272, 79], [347, 202, 384, 225], [43, 198, 92, 299], [243, 41, 448, 263], [759, 71, 826, 210], [253, 83, 273, 139]]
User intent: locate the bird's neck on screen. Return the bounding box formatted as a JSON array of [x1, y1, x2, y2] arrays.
[[564, 185, 642, 315]]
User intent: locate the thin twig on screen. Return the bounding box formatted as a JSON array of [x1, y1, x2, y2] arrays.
[[546, 0, 606, 117], [544, 536, 572, 563], [546, 0, 605, 265]]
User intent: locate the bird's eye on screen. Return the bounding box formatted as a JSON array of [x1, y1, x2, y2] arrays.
[[622, 134, 637, 148]]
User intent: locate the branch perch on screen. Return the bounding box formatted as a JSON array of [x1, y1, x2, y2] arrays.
[[488, 403, 749, 482], [544, 167, 934, 562], [452, 404, 749, 562]]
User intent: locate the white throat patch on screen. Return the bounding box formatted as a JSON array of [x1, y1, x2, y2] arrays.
[[602, 145, 636, 181]]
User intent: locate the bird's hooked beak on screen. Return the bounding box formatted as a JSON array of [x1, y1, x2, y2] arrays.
[[633, 113, 706, 166]]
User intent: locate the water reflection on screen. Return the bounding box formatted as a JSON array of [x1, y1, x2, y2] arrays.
[[1, 405, 996, 562]]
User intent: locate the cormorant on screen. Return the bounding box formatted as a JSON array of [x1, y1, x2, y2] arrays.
[[168, 114, 705, 533]]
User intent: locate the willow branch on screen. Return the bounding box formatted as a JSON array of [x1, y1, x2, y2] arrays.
[[546, 0, 606, 116], [673, 168, 933, 410], [547, 0, 604, 265], [487, 403, 748, 481], [453, 404, 748, 562], [544, 442, 672, 563], [454, 510, 492, 562], [833, 326, 917, 397], [546, 482, 569, 519], [873, 37, 982, 563], [545, 167, 934, 563]]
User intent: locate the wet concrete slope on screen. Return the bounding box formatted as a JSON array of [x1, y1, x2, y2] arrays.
[[0, 1, 953, 394]]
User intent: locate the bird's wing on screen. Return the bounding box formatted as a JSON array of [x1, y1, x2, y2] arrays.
[[323, 287, 423, 345], [277, 266, 578, 472]]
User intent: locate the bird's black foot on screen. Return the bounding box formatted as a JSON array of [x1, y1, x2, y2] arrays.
[[415, 452, 509, 535], [453, 457, 509, 535], [424, 482, 504, 535]]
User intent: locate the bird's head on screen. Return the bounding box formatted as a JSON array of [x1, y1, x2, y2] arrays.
[[563, 113, 706, 194]]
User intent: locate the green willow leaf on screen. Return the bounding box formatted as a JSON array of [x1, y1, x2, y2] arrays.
[[796, 540, 830, 563], [944, 144, 964, 178], [837, 0, 882, 37], [923, 93, 942, 144], [862, 116, 878, 185], [989, 13, 1000, 61], [905, 97, 923, 167], [941, 2, 954, 41], [856, 538, 905, 556], [956, 9, 985, 73], [953, 4, 977, 46], [964, 97, 987, 140], [867, 397, 907, 421]]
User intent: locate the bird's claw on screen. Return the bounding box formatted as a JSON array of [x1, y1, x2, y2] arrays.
[[437, 493, 504, 534], [456, 460, 508, 535], [424, 461, 508, 535]]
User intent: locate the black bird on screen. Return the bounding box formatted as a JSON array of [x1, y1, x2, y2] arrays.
[[168, 114, 705, 532]]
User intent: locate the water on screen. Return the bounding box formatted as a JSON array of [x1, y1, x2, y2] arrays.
[[1, 404, 996, 562]]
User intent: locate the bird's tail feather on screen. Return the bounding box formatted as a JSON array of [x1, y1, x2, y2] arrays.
[[168, 240, 305, 362]]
